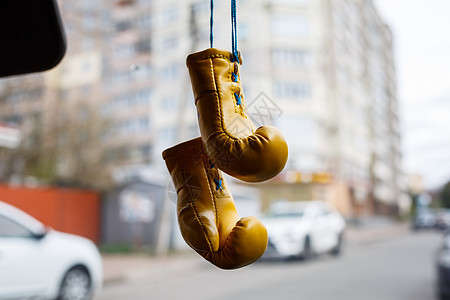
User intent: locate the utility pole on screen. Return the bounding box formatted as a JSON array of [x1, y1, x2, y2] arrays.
[[156, 3, 200, 256]]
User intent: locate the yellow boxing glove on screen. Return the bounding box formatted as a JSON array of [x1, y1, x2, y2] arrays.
[[162, 137, 268, 269], [187, 48, 288, 183]]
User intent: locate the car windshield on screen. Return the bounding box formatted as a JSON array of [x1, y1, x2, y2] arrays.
[[0, 1, 448, 300], [0, 202, 44, 235]]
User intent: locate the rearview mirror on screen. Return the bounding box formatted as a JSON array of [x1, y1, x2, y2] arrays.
[[0, 0, 66, 77]]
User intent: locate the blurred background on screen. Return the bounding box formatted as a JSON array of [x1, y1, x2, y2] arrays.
[[0, 0, 450, 299]]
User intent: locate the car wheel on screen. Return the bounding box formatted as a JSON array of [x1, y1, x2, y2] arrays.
[[58, 266, 91, 300], [330, 232, 343, 256], [300, 236, 312, 260]]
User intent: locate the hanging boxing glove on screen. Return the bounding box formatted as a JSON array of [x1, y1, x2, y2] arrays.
[[162, 137, 268, 269], [186, 48, 288, 182]]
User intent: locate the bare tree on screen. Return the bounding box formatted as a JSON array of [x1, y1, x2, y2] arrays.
[[0, 81, 22, 182], [30, 98, 112, 190], [0, 89, 113, 190]]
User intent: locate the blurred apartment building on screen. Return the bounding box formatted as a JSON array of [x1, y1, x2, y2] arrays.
[[233, 0, 408, 217], [0, 0, 408, 218]]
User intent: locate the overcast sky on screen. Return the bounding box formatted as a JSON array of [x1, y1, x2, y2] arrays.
[[374, 0, 450, 189]]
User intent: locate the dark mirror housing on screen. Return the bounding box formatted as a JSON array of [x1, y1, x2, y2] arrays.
[[33, 225, 51, 240], [0, 0, 66, 77]]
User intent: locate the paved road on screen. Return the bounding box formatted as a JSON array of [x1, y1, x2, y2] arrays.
[[96, 231, 442, 300]]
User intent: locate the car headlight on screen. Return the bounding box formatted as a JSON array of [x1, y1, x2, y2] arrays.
[[439, 250, 450, 267]]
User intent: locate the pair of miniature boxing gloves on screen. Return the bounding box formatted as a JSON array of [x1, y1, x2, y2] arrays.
[[163, 48, 288, 269]]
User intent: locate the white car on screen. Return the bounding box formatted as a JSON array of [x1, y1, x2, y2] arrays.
[[0, 201, 102, 300], [261, 201, 346, 259]]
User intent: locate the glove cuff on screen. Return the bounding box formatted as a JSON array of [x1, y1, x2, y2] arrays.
[[162, 137, 204, 161], [186, 48, 242, 67]]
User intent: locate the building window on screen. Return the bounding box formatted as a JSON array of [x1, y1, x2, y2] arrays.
[[238, 23, 249, 41], [137, 13, 152, 29], [81, 0, 98, 8], [110, 70, 131, 85], [120, 117, 150, 135], [161, 95, 177, 111], [59, 89, 70, 100], [139, 144, 152, 157], [271, 16, 309, 37], [271, 0, 308, 5], [161, 7, 178, 25], [136, 39, 151, 53], [83, 13, 96, 30], [136, 90, 151, 105], [7, 88, 43, 104], [159, 127, 176, 148], [116, 20, 133, 32], [63, 20, 75, 32], [276, 116, 320, 152], [81, 61, 92, 72], [133, 63, 153, 79], [82, 38, 94, 51], [192, 0, 210, 14], [272, 48, 311, 67], [162, 36, 178, 50], [62, 1, 75, 12], [80, 85, 92, 95], [114, 93, 132, 108], [114, 44, 135, 58], [159, 65, 178, 81], [3, 115, 22, 126], [101, 105, 111, 117], [138, 117, 150, 131], [275, 81, 312, 99], [109, 90, 152, 111], [101, 10, 111, 28]]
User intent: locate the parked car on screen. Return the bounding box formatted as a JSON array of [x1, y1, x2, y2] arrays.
[[437, 231, 450, 300], [436, 209, 450, 230], [0, 201, 102, 300], [412, 208, 437, 230], [261, 201, 346, 259]]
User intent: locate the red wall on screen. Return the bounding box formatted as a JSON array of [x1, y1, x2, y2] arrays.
[[0, 185, 100, 243]]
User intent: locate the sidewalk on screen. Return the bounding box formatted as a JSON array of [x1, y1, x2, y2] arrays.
[[345, 219, 410, 245], [101, 220, 410, 285], [102, 251, 202, 285]]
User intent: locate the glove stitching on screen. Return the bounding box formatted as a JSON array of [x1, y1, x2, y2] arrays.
[[181, 162, 214, 254], [202, 157, 219, 228], [199, 160, 220, 267], [210, 57, 241, 142], [200, 157, 220, 255]]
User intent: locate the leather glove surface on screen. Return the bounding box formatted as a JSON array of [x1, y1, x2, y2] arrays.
[[187, 48, 288, 182], [163, 137, 268, 269]]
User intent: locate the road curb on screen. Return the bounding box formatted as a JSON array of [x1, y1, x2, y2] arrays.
[[345, 222, 410, 246], [101, 253, 202, 286]]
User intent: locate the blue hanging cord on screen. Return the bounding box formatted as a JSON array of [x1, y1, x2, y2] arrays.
[[231, 0, 238, 61], [210, 0, 214, 48]]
